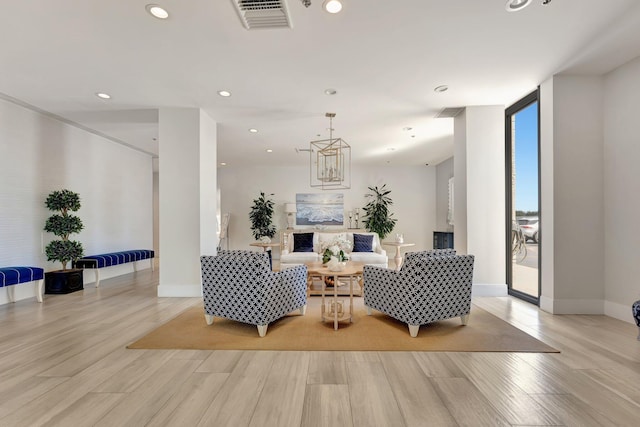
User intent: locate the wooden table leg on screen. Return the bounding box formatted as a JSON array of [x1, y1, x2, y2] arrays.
[[333, 274, 338, 330]]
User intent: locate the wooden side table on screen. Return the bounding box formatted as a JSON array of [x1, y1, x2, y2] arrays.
[[313, 263, 363, 330], [382, 242, 415, 271]]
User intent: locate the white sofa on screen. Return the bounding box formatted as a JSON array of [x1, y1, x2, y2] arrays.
[[280, 230, 388, 269]]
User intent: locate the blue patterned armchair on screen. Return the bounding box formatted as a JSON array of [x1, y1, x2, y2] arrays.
[[200, 250, 307, 337], [363, 254, 474, 337]]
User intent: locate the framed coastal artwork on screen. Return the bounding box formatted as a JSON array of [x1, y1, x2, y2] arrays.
[[296, 193, 344, 226]]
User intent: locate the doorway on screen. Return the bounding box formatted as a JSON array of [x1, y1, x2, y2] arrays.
[[506, 90, 540, 304]]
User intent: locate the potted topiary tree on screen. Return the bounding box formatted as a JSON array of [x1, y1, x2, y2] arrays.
[[249, 192, 277, 241], [363, 184, 398, 240], [43, 189, 85, 294]]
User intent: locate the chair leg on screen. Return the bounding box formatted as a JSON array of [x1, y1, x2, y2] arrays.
[[204, 314, 214, 325], [257, 324, 268, 337], [366, 306, 372, 315], [461, 314, 469, 325], [299, 304, 307, 315], [408, 324, 419, 338], [36, 279, 44, 303]]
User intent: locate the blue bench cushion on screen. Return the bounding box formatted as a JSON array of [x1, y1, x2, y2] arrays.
[[74, 250, 155, 269], [0, 267, 44, 287]]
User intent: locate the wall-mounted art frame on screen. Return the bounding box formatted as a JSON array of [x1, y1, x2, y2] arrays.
[[296, 193, 344, 226]]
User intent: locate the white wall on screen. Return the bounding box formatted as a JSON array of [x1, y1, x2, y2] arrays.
[[603, 56, 640, 321], [0, 98, 153, 304], [217, 164, 436, 260]]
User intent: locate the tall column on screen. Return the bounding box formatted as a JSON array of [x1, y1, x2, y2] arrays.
[[539, 75, 604, 314], [158, 108, 217, 297], [454, 106, 507, 296]]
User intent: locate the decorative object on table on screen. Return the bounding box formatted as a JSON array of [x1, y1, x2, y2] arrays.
[[354, 210, 359, 229], [348, 211, 353, 228], [363, 184, 397, 239], [395, 233, 404, 243], [259, 236, 271, 244], [249, 192, 276, 241], [284, 203, 297, 229], [326, 257, 346, 272], [43, 189, 85, 294], [633, 300, 640, 340], [295, 193, 344, 226], [325, 300, 344, 316], [309, 113, 351, 190], [321, 235, 351, 264]]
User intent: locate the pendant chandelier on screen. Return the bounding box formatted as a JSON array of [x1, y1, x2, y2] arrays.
[[310, 113, 351, 190]]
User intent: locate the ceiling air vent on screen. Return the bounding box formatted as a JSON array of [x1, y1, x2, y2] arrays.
[[435, 107, 465, 118], [231, 0, 292, 30]]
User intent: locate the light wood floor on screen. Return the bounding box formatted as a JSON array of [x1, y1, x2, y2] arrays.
[[1, 269, 639, 427]]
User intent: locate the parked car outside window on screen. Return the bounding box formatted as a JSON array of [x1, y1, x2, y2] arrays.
[[517, 216, 539, 243]]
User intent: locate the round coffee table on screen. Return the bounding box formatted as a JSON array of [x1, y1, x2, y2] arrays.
[[309, 262, 364, 330]]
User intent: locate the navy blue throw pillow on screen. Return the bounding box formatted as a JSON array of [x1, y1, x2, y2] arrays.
[[293, 232, 314, 252], [353, 234, 374, 252]]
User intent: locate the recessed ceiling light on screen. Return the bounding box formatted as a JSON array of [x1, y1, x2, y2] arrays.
[[95, 92, 111, 99], [323, 0, 343, 14], [505, 0, 531, 12], [402, 127, 412, 131], [249, 128, 258, 133], [324, 88, 337, 95], [146, 4, 169, 19], [266, 149, 273, 153], [217, 90, 231, 97], [434, 85, 449, 93], [219, 162, 227, 166]]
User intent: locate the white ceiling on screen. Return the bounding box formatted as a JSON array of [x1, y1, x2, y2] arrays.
[[2, 0, 640, 169]]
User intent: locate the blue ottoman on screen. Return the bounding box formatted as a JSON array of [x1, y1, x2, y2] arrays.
[[633, 300, 640, 340]]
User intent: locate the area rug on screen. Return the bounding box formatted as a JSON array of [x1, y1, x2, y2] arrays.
[[127, 299, 558, 352]]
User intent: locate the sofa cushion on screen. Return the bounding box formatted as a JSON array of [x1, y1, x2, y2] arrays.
[[353, 233, 374, 252], [293, 232, 314, 252]]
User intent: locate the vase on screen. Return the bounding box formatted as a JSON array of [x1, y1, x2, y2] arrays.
[[328, 261, 346, 272]]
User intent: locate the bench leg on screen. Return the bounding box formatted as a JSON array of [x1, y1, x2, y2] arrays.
[[133, 262, 138, 272], [7, 285, 15, 303], [95, 269, 101, 288], [36, 279, 44, 303]]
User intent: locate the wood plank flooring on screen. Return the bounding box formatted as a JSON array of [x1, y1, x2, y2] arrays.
[[1, 269, 639, 426]]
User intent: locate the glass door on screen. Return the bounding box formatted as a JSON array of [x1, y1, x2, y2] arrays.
[[506, 90, 540, 304]]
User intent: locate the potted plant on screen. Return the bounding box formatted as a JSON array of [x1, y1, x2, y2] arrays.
[[362, 184, 398, 240], [249, 192, 277, 241], [43, 189, 85, 294]]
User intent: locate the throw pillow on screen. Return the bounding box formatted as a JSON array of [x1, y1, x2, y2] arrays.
[[352, 234, 374, 252], [293, 232, 314, 252]]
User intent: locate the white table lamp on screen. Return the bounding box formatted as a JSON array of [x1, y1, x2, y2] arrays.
[[285, 203, 297, 229]]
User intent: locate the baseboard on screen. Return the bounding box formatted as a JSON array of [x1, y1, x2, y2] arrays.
[[81, 261, 153, 284], [539, 296, 604, 314], [472, 283, 508, 297], [605, 300, 636, 324], [157, 284, 203, 297]]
